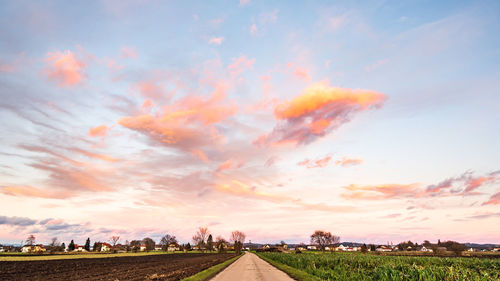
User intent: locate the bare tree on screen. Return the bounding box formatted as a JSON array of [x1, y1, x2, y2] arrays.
[[192, 227, 210, 252], [230, 230, 246, 255], [159, 234, 177, 251], [49, 237, 59, 254], [216, 236, 227, 253], [310, 230, 339, 252], [110, 236, 120, 247], [25, 234, 36, 246]]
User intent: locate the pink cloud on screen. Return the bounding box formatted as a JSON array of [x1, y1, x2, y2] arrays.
[[483, 191, 500, 205], [293, 66, 312, 82], [227, 55, 255, 77], [0, 63, 15, 72], [44, 50, 86, 87], [141, 99, 153, 112], [89, 124, 110, 137], [15, 145, 116, 194], [209, 37, 224, 45], [464, 175, 496, 193], [239, 0, 250, 6], [426, 170, 499, 195], [120, 46, 138, 59], [255, 82, 386, 146], [70, 148, 118, 163], [365, 59, 389, 72], [133, 80, 169, 101], [216, 159, 244, 172], [250, 24, 258, 35]]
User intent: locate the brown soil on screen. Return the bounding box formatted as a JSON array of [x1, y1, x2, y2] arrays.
[[0, 253, 236, 281]]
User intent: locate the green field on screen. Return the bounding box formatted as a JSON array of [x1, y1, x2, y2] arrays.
[[257, 252, 500, 281]]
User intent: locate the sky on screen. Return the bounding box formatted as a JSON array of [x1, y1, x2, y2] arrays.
[[0, 0, 499, 246]]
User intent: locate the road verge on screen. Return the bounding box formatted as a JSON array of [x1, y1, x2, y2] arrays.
[[255, 253, 322, 281], [182, 254, 242, 281]]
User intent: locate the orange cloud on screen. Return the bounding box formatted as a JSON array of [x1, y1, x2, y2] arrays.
[[256, 82, 386, 146], [342, 183, 420, 200], [89, 124, 110, 137], [118, 84, 237, 158], [1, 186, 73, 199], [215, 179, 355, 212], [209, 37, 224, 45], [336, 157, 363, 167], [44, 50, 86, 87], [120, 46, 138, 59], [216, 159, 244, 172], [227, 56, 255, 77], [297, 155, 331, 168]]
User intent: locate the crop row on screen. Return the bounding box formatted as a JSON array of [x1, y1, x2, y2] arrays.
[[258, 252, 500, 280]]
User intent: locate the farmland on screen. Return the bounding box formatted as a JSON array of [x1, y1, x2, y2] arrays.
[[0, 252, 236, 281], [257, 252, 500, 281]]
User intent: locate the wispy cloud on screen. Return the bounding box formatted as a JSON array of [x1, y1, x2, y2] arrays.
[[120, 46, 138, 59], [209, 37, 224, 45]]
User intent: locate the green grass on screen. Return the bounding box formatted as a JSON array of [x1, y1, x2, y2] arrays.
[[181, 254, 242, 281], [0, 251, 220, 261], [257, 252, 500, 281]]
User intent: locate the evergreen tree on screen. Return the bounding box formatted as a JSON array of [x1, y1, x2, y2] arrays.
[[207, 234, 214, 251], [186, 242, 192, 251], [68, 240, 75, 251], [84, 238, 91, 251], [92, 242, 98, 252], [61, 242, 66, 251]]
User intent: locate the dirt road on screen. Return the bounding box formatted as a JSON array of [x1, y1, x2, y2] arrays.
[[211, 252, 294, 281]]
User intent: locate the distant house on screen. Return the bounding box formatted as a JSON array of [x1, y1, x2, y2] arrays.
[[100, 242, 112, 252], [420, 246, 433, 252], [154, 245, 162, 251], [492, 248, 500, 252], [22, 245, 46, 253], [73, 244, 87, 252], [140, 244, 147, 251], [335, 244, 347, 251], [297, 245, 307, 251], [307, 245, 317, 250], [168, 243, 180, 252], [376, 245, 392, 252]]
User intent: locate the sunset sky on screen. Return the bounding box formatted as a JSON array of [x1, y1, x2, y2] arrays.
[[1, 0, 499, 246]]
